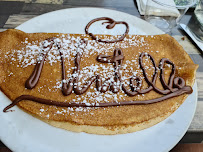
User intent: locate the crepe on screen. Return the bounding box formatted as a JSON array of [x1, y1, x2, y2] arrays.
[[0, 29, 198, 134]]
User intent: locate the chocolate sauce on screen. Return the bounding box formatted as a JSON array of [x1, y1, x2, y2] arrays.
[[3, 37, 193, 112], [25, 38, 55, 89], [3, 86, 192, 112], [85, 17, 129, 43]]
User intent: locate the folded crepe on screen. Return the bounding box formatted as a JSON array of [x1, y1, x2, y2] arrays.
[[0, 29, 198, 134]]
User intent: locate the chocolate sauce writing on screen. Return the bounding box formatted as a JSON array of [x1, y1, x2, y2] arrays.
[[3, 38, 192, 112]]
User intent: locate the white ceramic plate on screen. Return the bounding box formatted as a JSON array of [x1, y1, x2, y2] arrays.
[[0, 8, 197, 152]]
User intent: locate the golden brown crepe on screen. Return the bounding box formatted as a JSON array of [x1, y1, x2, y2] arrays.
[[0, 29, 198, 134]]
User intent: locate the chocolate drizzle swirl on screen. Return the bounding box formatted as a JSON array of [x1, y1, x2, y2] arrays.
[[3, 87, 191, 112], [25, 38, 55, 89], [3, 38, 193, 112], [85, 17, 129, 43]]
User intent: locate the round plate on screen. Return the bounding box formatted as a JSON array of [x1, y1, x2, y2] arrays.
[[0, 7, 197, 152]]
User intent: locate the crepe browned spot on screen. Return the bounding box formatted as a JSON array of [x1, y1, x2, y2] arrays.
[[0, 29, 198, 134]]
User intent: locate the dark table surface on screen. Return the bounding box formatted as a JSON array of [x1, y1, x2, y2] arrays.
[[0, 0, 203, 151]]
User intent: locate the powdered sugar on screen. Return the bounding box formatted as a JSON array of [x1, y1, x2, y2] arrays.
[[3, 34, 156, 115]]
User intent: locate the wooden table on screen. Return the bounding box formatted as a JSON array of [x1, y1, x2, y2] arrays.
[[0, 0, 202, 151]]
